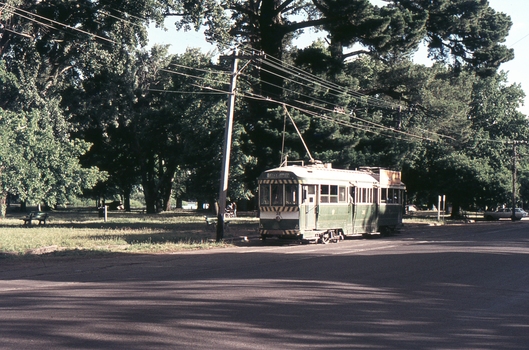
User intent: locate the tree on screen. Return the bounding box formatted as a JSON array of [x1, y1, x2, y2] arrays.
[[0, 0, 155, 100], [66, 46, 241, 213], [400, 69, 528, 215], [2, 0, 523, 217], [141, 49, 254, 212], [0, 1, 146, 213], [161, 0, 514, 195], [0, 107, 103, 216], [167, 0, 512, 84], [397, 0, 514, 76]]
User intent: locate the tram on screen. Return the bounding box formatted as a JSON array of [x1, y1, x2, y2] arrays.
[[258, 161, 406, 243]]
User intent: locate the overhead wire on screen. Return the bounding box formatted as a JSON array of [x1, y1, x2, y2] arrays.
[[1, 2, 351, 113], [0, 3, 455, 143], [235, 56, 457, 142], [169, 62, 231, 76], [252, 48, 400, 110], [159, 67, 230, 88], [0, 1, 116, 44], [1, 3, 231, 97], [148, 88, 227, 95], [236, 44, 496, 144], [238, 89, 435, 143], [2, 2, 515, 146], [262, 61, 393, 110], [236, 45, 450, 138]]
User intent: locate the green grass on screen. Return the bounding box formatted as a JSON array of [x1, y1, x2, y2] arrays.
[[1, 207, 473, 260], [0, 208, 259, 259]]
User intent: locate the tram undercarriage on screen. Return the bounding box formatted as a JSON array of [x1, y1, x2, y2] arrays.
[[260, 228, 345, 244]]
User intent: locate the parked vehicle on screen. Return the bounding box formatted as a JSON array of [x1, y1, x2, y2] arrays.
[[484, 208, 527, 221]]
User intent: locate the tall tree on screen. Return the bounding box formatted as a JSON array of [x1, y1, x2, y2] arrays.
[[0, 105, 103, 216], [162, 0, 514, 194], [166, 0, 512, 84], [401, 70, 528, 214]]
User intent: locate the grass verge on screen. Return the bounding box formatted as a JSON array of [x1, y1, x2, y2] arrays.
[[0, 208, 258, 259]]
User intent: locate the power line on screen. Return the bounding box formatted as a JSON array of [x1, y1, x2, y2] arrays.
[[253, 51, 400, 110], [2, 3, 518, 148], [148, 88, 227, 95], [159, 67, 229, 88], [0, 1, 116, 44], [239, 89, 436, 143]]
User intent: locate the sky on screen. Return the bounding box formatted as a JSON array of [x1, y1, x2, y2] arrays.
[[148, 0, 529, 114]]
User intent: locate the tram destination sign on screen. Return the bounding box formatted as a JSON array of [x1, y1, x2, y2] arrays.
[[266, 172, 293, 179], [379, 169, 404, 187]]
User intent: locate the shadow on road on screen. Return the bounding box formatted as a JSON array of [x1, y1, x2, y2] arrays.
[[1, 223, 529, 349]]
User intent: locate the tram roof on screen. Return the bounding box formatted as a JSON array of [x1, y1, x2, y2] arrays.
[[259, 164, 376, 184], [259, 164, 405, 188]]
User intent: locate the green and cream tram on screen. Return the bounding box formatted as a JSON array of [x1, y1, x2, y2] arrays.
[[258, 162, 406, 243]]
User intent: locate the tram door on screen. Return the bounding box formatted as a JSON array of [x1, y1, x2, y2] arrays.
[[349, 186, 356, 234], [302, 185, 317, 230]]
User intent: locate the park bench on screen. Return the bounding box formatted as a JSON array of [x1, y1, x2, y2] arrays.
[[204, 216, 230, 231], [21, 211, 49, 226]]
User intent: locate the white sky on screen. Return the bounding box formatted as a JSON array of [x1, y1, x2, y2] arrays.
[[148, 0, 529, 114]]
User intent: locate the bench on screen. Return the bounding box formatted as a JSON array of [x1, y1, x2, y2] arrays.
[[21, 211, 49, 226], [204, 216, 230, 231]]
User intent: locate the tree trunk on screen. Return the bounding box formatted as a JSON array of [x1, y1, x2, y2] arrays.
[[139, 153, 159, 214], [450, 202, 461, 219], [258, 0, 287, 97], [163, 190, 173, 211], [159, 160, 177, 212], [143, 190, 156, 214], [0, 193, 6, 218], [121, 185, 132, 212]]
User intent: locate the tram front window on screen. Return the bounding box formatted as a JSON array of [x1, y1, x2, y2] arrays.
[[259, 184, 271, 206], [271, 184, 283, 206], [285, 184, 298, 206]]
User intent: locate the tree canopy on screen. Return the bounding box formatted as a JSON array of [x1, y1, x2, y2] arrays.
[[0, 0, 527, 215], [0, 65, 103, 216]]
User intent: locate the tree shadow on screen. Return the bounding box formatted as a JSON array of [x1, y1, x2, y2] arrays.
[[2, 224, 529, 348]]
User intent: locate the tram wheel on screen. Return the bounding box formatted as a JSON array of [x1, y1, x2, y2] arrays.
[[320, 232, 331, 244]]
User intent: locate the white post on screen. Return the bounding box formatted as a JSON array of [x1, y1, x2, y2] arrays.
[[437, 195, 441, 222], [442, 195, 446, 222]]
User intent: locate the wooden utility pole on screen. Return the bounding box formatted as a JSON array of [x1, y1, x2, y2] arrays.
[[216, 49, 239, 242], [511, 141, 517, 221]]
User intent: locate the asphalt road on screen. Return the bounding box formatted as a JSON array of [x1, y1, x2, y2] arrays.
[[1, 221, 529, 349]]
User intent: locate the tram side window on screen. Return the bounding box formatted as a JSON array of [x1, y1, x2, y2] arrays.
[[259, 184, 271, 206], [381, 188, 387, 203], [320, 185, 329, 203], [355, 187, 374, 203], [339, 186, 346, 203], [385, 188, 401, 204], [393, 189, 399, 204], [271, 184, 283, 206], [393, 188, 401, 204], [320, 185, 340, 203], [330, 185, 338, 203], [285, 184, 298, 206]]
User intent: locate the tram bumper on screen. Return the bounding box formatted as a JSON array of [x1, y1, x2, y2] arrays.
[[260, 229, 301, 240]]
